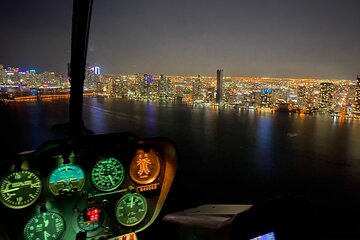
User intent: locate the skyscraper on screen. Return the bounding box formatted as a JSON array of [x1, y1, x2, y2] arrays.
[[85, 65, 96, 89], [355, 75, 360, 113], [319, 82, 334, 109], [91, 66, 101, 75], [260, 89, 272, 107], [142, 74, 153, 99], [0, 64, 4, 84], [216, 69, 223, 104], [158, 74, 169, 101], [192, 75, 202, 102]]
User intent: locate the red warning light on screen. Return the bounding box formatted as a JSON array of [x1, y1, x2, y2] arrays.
[[86, 208, 99, 221]]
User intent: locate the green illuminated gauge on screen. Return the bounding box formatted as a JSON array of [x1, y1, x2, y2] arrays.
[[24, 212, 65, 240], [48, 164, 85, 195], [91, 157, 125, 191], [129, 149, 161, 185], [0, 171, 42, 209], [115, 193, 148, 227]]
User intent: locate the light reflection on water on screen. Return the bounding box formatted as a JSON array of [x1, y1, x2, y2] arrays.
[[144, 102, 157, 135], [83, 99, 360, 161], [255, 116, 273, 170], [81, 99, 360, 175]]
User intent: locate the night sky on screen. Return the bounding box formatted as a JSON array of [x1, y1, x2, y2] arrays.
[[1, 0, 360, 79]]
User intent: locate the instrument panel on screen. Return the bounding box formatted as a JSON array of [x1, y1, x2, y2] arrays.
[[0, 132, 178, 240]]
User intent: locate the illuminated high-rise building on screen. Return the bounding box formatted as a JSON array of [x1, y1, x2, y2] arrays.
[[319, 82, 334, 109], [0, 64, 5, 84], [205, 87, 215, 102], [85, 66, 95, 89], [84, 65, 100, 89], [216, 69, 223, 104], [297, 85, 307, 107], [158, 74, 169, 101], [193, 75, 202, 101], [297, 85, 306, 98], [355, 75, 360, 113], [142, 74, 153, 99], [91, 66, 101, 75], [134, 74, 142, 97], [260, 89, 272, 107]]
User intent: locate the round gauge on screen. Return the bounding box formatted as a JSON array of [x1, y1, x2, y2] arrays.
[[48, 164, 85, 195], [115, 193, 147, 227], [77, 206, 104, 231], [24, 211, 65, 240], [129, 149, 161, 185], [0, 171, 42, 209], [91, 157, 125, 191]]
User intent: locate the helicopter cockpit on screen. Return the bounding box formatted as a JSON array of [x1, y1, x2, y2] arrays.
[[0, 0, 318, 239], [0, 132, 177, 239]]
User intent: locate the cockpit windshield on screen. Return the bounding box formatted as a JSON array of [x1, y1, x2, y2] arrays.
[[1, 0, 360, 239]]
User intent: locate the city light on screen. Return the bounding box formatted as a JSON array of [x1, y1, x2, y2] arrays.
[[0, 64, 359, 119]]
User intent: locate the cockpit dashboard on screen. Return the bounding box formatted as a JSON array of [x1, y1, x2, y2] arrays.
[[0, 132, 178, 240]]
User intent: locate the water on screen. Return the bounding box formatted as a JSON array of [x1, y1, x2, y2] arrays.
[[1, 97, 360, 238]]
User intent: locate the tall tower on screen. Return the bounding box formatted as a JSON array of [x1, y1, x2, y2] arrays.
[[143, 74, 153, 99], [216, 69, 223, 104], [93, 66, 101, 75], [0, 64, 5, 84], [193, 75, 202, 101], [260, 89, 272, 107], [355, 75, 360, 113], [158, 74, 168, 101], [319, 82, 334, 109]]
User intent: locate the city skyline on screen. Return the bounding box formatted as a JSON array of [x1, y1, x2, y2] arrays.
[[0, 64, 358, 81], [1, 1, 360, 79]]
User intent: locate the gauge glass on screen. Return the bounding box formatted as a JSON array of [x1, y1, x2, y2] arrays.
[[48, 164, 85, 195], [91, 157, 125, 191], [24, 211, 65, 240], [77, 206, 104, 231], [129, 149, 161, 185], [0, 171, 42, 209], [115, 193, 147, 227]]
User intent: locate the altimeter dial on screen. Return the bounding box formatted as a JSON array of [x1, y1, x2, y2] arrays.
[[91, 157, 125, 191], [0, 171, 42, 209]]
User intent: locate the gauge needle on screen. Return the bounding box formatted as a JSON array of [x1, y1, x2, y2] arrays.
[[108, 175, 115, 186], [2, 188, 20, 193], [130, 195, 134, 208]]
